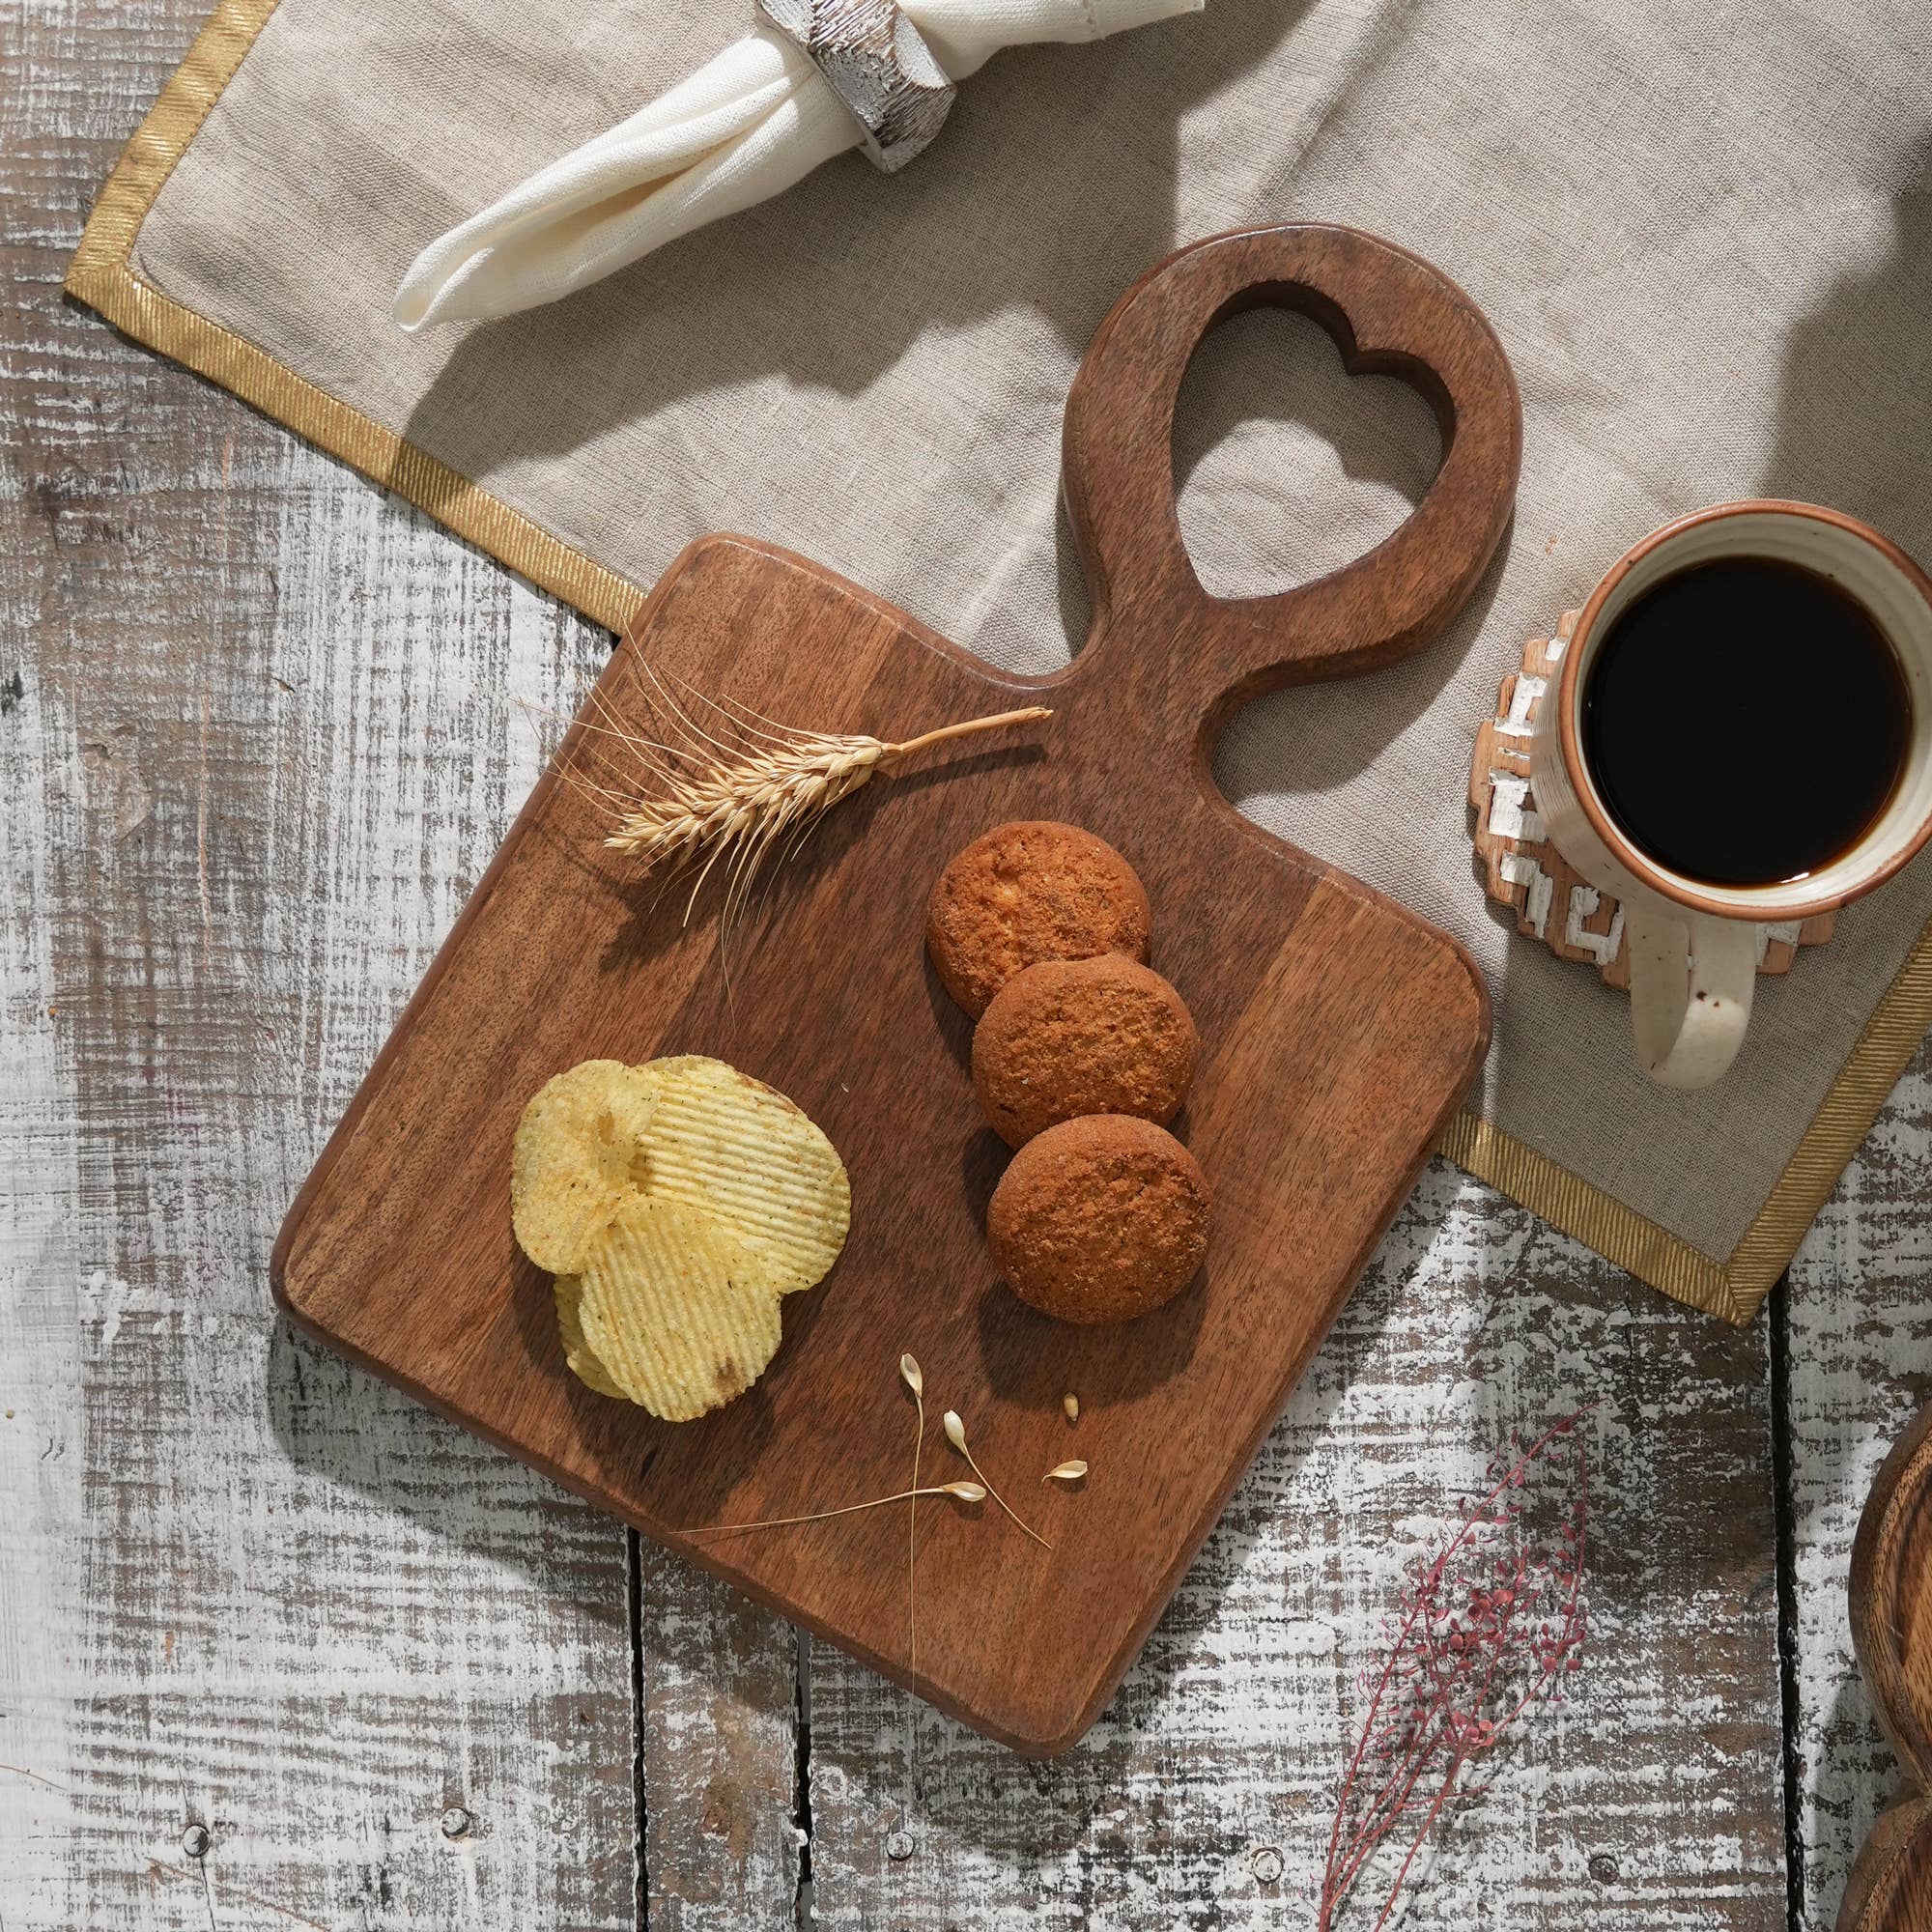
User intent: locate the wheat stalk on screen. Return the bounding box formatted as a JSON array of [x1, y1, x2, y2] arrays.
[[590, 676, 1051, 932], [605, 709, 1051, 868]]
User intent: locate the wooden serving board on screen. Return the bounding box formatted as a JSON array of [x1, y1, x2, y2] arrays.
[[273, 224, 1521, 1754]]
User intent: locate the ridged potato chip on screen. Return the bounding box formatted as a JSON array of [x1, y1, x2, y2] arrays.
[[634, 1055, 850, 1295], [511, 1060, 659, 1272], [553, 1276, 627, 1399], [576, 1195, 783, 1421], [516, 1053, 847, 1416]]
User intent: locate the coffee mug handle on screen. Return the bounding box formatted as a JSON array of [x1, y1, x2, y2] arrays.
[[1625, 905, 1758, 1089]]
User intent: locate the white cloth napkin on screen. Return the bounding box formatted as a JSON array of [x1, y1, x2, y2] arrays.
[[392, 0, 1202, 330]]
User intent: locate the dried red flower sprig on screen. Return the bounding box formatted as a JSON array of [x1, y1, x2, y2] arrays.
[[1320, 1409, 1594, 1931]]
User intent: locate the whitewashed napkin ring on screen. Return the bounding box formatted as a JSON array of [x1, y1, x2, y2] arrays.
[[756, 0, 955, 172]]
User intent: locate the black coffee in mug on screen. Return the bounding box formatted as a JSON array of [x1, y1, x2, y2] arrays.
[[1580, 556, 1911, 887]]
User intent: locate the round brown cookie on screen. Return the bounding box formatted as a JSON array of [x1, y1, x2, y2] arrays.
[[973, 953, 1199, 1148], [987, 1114, 1210, 1324], [926, 821, 1151, 1018]]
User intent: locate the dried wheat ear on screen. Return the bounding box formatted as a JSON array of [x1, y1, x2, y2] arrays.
[[561, 665, 1049, 931]]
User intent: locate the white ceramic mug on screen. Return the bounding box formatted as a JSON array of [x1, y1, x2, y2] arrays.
[[1528, 499, 1932, 1090]]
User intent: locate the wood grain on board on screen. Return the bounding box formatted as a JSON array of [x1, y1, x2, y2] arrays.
[[1834, 1795, 1932, 1932], [1851, 1397, 1932, 1789], [1840, 1398, 1932, 1932], [3, 0, 1924, 1920], [1786, 1030, 1932, 1932], [273, 226, 1521, 1753]]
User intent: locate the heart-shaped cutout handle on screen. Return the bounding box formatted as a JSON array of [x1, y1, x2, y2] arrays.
[[1061, 223, 1521, 749]]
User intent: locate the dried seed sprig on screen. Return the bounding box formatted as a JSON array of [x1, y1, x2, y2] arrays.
[[942, 1409, 1051, 1548], [1319, 1408, 1593, 1931], [898, 1353, 926, 1846], [1063, 1393, 1080, 1422], [1041, 1461, 1088, 1485], [681, 1483, 983, 1539], [900, 1355, 925, 1696]]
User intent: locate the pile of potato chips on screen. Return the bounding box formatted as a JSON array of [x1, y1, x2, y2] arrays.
[[512, 1056, 849, 1420]]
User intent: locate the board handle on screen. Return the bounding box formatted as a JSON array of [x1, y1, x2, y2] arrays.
[[1061, 223, 1522, 739]]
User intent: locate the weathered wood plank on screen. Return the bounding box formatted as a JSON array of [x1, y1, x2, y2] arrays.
[[2, 12, 196, 1921], [10, 388, 639, 1922], [4, 5, 640, 1924], [1784, 1039, 1932, 1931], [0, 501, 93, 1932], [639, 1547, 802, 1928], [806, 1163, 1789, 1928]]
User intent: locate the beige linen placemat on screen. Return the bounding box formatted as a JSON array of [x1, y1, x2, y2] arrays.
[[71, 0, 1932, 1322]]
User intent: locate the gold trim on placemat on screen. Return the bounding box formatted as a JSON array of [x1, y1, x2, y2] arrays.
[[1439, 1112, 1739, 1320], [63, 0, 643, 637], [64, 0, 1932, 1324], [1445, 911, 1932, 1325]]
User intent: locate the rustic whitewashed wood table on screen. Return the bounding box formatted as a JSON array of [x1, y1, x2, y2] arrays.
[[5, 8, 1931, 1927]]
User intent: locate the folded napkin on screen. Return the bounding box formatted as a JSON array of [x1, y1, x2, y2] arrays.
[[393, 0, 1202, 331]]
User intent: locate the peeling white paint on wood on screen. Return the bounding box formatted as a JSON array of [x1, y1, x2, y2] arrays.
[[1496, 670, 1547, 735], [639, 1548, 802, 1929], [1562, 888, 1623, 966], [1483, 770, 1543, 843], [1499, 849, 1555, 941], [1, 612, 90, 1932]]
